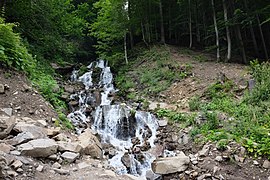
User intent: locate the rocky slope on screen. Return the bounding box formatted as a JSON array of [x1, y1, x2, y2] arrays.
[[0, 48, 270, 180]]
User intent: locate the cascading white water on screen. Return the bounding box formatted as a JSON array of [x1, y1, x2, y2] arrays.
[[68, 60, 159, 178]]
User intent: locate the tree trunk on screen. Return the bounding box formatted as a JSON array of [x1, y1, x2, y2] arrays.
[[211, 0, 220, 61], [236, 25, 247, 63], [222, 0, 231, 62], [244, 0, 259, 57], [127, 0, 134, 49], [159, 0, 165, 44], [169, 5, 172, 41], [195, 0, 200, 44], [124, 34, 128, 64], [230, 0, 247, 63], [203, 12, 207, 46], [141, 21, 148, 46], [188, 0, 192, 48], [249, 23, 259, 57], [256, 13, 269, 60]]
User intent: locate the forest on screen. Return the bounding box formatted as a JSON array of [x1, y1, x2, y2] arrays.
[[0, 0, 269, 67], [0, 1, 270, 179]]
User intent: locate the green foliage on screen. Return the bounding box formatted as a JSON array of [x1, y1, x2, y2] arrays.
[[189, 95, 200, 111], [245, 60, 270, 104], [5, 0, 89, 63], [190, 61, 270, 158], [0, 17, 69, 129], [156, 109, 195, 125], [78, 65, 88, 76], [91, 0, 128, 63], [205, 80, 234, 99], [0, 17, 36, 73], [216, 139, 229, 151], [192, 55, 208, 62], [58, 113, 74, 130], [115, 46, 193, 98]]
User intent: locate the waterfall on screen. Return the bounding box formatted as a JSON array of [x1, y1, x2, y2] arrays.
[[68, 60, 159, 177]]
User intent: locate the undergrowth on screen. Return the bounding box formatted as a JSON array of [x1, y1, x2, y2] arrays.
[[188, 60, 270, 158], [116, 45, 192, 100], [0, 17, 73, 129]]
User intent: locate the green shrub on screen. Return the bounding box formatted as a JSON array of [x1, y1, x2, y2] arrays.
[[190, 61, 270, 158], [189, 95, 201, 111], [216, 139, 229, 151], [0, 17, 36, 73], [58, 113, 74, 130], [116, 45, 192, 97]]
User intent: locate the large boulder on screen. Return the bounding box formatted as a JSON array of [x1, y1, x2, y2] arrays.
[[0, 116, 16, 139], [152, 151, 190, 174], [13, 122, 47, 139], [57, 141, 82, 153], [78, 129, 102, 158], [17, 139, 58, 157]]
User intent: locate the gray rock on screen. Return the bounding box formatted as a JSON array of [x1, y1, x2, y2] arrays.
[[53, 168, 70, 175], [198, 144, 210, 157], [78, 129, 102, 158], [197, 173, 212, 180], [18, 139, 58, 158], [61, 152, 79, 163], [10, 150, 21, 156], [35, 120, 47, 127], [52, 162, 61, 169], [36, 165, 44, 172], [11, 160, 23, 169], [64, 86, 75, 94], [57, 141, 82, 153], [13, 122, 47, 140], [152, 151, 190, 174], [46, 127, 61, 137], [158, 119, 168, 127], [240, 147, 246, 156], [234, 155, 245, 163], [99, 170, 116, 178], [6, 170, 18, 177], [178, 133, 189, 145], [263, 160, 270, 169], [215, 156, 223, 162], [0, 116, 16, 139], [77, 162, 91, 169], [253, 160, 259, 165], [0, 143, 14, 153], [48, 154, 58, 160], [1, 108, 12, 116], [121, 153, 131, 168], [9, 132, 37, 146], [0, 84, 4, 94], [16, 168, 23, 173], [171, 134, 178, 142]]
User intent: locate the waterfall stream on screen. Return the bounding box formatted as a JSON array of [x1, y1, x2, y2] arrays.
[[67, 60, 159, 178]]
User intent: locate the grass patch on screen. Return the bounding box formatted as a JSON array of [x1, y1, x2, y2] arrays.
[[115, 45, 192, 99], [188, 60, 270, 158]]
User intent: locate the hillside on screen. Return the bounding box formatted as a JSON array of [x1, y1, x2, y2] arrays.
[[1, 46, 269, 180]]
